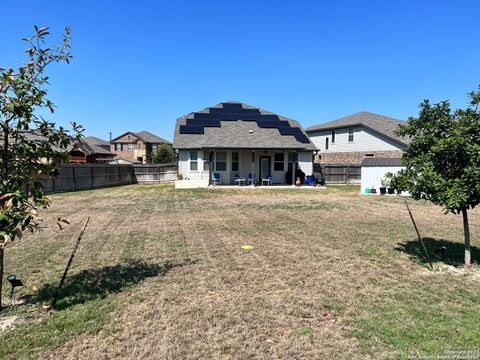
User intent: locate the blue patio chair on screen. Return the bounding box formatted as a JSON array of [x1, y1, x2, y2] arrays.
[[247, 173, 255, 186], [234, 174, 245, 186], [305, 175, 314, 186], [212, 172, 221, 186], [262, 174, 273, 186]]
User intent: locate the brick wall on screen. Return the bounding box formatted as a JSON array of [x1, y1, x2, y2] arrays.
[[316, 150, 404, 165]]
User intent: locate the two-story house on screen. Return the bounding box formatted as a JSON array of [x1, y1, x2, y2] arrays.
[[305, 112, 410, 166], [110, 131, 171, 164]]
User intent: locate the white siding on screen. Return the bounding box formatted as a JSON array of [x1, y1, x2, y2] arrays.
[[298, 151, 313, 176], [177, 149, 314, 186], [360, 165, 405, 194], [309, 126, 406, 153]]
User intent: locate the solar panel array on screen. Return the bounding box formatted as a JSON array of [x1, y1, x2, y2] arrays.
[[179, 103, 310, 143]]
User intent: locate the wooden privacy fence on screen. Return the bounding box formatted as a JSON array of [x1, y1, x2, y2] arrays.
[[42, 163, 178, 193], [132, 164, 177, 183], [42, 164, 134, 193], [321, 165, 361, 184]]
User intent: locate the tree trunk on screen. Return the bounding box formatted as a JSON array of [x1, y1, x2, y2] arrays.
[[0, 246, 4, 310], [462, 208, 472, 267]]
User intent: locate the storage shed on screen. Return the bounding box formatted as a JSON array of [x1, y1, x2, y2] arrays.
[[360, 158, 405, 194]]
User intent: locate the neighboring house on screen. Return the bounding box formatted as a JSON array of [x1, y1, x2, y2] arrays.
[[69, 136, 115, 164], [360, 157, 405, 195], [173, 101, 317, 187], [109, 157, 142, 165], [110, 131, 171, 164], [306, 112, 410, 166]]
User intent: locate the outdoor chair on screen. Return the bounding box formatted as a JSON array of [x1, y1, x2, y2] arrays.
[[212, 172, 221, 186], [247, 173, 255, 186], [262, 174, 273, 186], [234, 174, 246, 186]]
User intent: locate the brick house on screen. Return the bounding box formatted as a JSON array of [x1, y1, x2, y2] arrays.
[[110, 131, 171, 164], [305, 112, 410, 166]]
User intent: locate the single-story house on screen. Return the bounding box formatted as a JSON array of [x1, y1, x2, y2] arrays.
[[306, 112, 410, 166], [360, 157, 405, 194], [173, 101, 317, 187]]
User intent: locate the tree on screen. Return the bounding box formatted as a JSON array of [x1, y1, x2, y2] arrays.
[[0, 26, 82, 309], [392, 87, 480, 267], [152, 143, 173, 164]]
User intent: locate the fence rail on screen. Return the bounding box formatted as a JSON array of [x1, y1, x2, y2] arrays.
[[42, 163, 178, 193], [321, 165, 361, 184]]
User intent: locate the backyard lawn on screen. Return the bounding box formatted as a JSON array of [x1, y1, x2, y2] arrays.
[[0, 184, 479, 359]]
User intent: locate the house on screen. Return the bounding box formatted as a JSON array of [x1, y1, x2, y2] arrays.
[[305, 112, 410, 166], [110, 131, 171, 164], [173, 101, 317, 187], [69, 136, 115, 164], [360, 157, 405, 195]]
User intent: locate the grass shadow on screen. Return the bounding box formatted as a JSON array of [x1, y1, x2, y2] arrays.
[[32, 259, 194, 310], [395, 237, 479, 267]]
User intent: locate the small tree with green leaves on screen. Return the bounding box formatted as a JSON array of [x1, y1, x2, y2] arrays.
[[152, 143, 173, 164], [0, 26, 82, 309], [392, 87, 480, 267]]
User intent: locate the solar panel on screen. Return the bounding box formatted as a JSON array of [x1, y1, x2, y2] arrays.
[[184, 106, 311, 144], [222, 103, 243, 109], [179, 125, 204, 134]]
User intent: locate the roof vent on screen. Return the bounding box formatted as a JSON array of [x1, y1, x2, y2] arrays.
[[249, 129, 254, 134]]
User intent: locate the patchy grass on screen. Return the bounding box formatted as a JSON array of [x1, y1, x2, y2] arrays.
[[0, 183, 479, 359]]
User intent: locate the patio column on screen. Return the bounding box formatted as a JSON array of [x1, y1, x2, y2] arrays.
[[208, 149, 213, 186], [251, 150, 255, 186]]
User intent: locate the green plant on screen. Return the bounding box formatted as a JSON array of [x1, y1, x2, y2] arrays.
[[0, 26, 82, 310], [381, 172, 393, 188], [152, 143, 173, 164], [392, 87, 480, 267]]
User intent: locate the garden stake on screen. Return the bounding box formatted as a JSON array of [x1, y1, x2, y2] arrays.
[[403, 199, 433, 271], [51, 217, 90, 309]]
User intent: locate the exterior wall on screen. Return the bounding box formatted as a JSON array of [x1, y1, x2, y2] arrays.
[[177, 149, 314, 186], [317, 150, 404, 166], [308, 125, 407, 163], [111, 133, 162, 164], [111, 133, 141, 162], [360, 165, 405, 194]]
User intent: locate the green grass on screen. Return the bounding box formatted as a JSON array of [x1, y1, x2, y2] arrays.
[[0, 183, 478, 359]]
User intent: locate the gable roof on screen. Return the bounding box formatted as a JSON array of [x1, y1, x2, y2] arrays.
[[305, 111, 410, 146], [76, 136, 113, 156], [111, 131, 171, 144], [173, 101, 317, 150]]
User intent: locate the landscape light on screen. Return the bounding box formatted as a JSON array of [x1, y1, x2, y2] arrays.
[[7, 274, 23, 299]]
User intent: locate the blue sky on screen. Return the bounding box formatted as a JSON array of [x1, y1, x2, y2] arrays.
[[2, 1, 480, 141]]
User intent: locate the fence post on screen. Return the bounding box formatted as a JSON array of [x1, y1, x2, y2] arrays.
[[72, 165, 76, 191], [346, 166, 350, 185], [91, 165, 94, 189]]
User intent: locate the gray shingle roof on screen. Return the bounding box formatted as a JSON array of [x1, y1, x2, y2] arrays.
[[305, 111, 410, 145], [173, 101, 317, 151], [79, 136, 113, 155], [361, 157, 403, 167]]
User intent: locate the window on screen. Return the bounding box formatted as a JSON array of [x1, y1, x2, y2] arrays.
[[365, 153, 375, 157], [348, 127, 354, 142], [151, 144, 158, 151], [127, 143, 134, 151], [274, 153, 284, 171], [190, 151, 198, 171], [215, 152, 227, 171], [231, 152, 239, 172], [331, 130, 336, 143], [203, 151, 211, 171], [115, 143, 122, 151], [288, 152, 298, 170], [325, 137, 329, 150]]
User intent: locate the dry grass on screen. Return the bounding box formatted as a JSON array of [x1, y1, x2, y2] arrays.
[[1, 184, 479, 359]]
